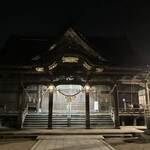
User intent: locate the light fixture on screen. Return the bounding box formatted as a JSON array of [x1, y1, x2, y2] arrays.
[[85, 84, 90, 91], [49, 85, 54, 92]]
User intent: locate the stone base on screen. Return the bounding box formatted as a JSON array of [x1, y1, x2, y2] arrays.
[[114, 126, 120, 129], [141, 132, 150, 141], [146, 116, 150, 131], [144, 130, 150, 135]]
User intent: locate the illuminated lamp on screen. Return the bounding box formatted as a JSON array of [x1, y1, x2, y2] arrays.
[[85, 84, 90, 91], [49, 85, 54, 92]]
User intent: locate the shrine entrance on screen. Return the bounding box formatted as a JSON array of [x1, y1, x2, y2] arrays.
[[51, 84, 113, 128], [23, 84, 114, 128], [53, 85, 85, 115], [52, 85, 85, 127]]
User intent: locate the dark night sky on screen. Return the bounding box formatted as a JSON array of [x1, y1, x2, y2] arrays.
[[0, 0, 150, 63]]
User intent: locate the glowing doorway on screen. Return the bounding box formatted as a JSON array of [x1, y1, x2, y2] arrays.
[[53, 85, 85, 115]]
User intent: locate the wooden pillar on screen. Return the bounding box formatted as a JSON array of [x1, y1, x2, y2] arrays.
[[36, 85, 40, 113], [113, 84, 120, 128], [48, 90, 53, 129], [85, 90, 90, 129], [40, 86, 43, 109], [17, 86, 24, 129], [145, 82, 150, 105]]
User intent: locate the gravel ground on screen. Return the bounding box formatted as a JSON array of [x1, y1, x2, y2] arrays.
[[105, 136, 150, 150], [0, 138, 36, 150]]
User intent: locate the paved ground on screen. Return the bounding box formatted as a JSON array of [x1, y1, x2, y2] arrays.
[[0, 126, 147, 150], [0, 138, 36, 150], [30, 135, 115, 150], [106, 137, 150, 150]]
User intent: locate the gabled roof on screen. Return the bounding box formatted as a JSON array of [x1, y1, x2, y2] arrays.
[[0, 27, 149, 85], [0, 27, 147, 68], [48, 27, 106, 61]]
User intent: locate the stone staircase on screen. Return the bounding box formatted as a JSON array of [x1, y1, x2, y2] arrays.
[[23, 114, 48, 128], [23, 113, 114, 128], [90, 113, 114, 128]]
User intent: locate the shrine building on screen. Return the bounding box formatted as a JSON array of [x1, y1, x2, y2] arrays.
[[0, 27, 149, 129]]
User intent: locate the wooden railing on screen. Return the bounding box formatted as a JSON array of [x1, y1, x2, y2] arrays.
[[110, 107, 144, 118], [0, 105, 18, 115], [144, 105, 150, 115], [119, 108, 144, 115]]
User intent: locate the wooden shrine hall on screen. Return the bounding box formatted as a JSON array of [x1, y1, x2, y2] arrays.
[[0, 27, 150, 129]]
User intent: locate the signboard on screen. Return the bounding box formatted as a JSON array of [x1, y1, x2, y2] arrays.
[[94, 101, 99, 111]]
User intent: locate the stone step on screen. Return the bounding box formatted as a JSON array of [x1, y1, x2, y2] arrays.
[[26, 115, 83, 117], [23, 114, 114, 128]]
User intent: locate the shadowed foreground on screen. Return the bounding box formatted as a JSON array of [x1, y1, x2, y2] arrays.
[[105, 137, 150, 150]]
